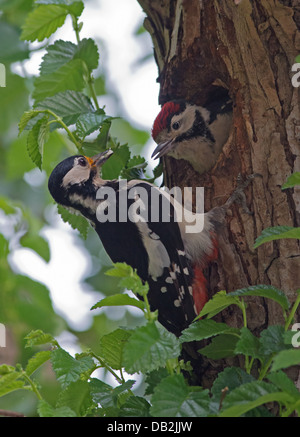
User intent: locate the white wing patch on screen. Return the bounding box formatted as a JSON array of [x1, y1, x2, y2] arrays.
[[136, 221, 170, 279]]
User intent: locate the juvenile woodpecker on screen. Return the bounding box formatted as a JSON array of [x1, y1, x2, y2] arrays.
[[151, 93, 233, 174], [48, 150, 253, 336]]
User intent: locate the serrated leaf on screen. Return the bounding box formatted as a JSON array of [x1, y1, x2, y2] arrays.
[[267, 371, 300, 398], [51, 348, 95, 388], [199, 290, 241, 319], [27, 116, 49, 169], [105, 263, 149, 297], [220, 380, 294, 417], [76, 112, 112, 140], [24, 329, 58, 348], [254, 226, 300, 248], [0, 372, 25, 397], [234, 327, 261, 359], [259, 325, 290, 357], [40, 38, 99, 75], [35, 0, 84, 17], [211, 367, 254, 402], [19, 110, 41, 135], [57, 205, 89, 239], [91, 294, 145, 312], [35, 90, 94, 126], [229, 285, 290, 312], [98, 329, 132, 370], [150, 374, 210, 417], [198, 334, 239, 359], [180, 319, 233, 343], [101, 144, 130, 180], [282, 172, 300, 189], [21, 5, 68, 42], [123, 322, 180, 374], [56, 380, 93, 416], [271, 349, 300, 372], [33, 58, 86, 102], [119, 396, 151, 417], [38, 399, 76, 417], [26, 351, 51, 376]]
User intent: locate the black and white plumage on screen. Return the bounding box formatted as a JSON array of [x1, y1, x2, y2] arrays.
[[151, 90, 233, 174], [48, 151, 205, 336]]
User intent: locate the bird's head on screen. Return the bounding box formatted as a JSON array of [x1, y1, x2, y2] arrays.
[[151, 101, 212, 160], [48, 149, 113, 209]]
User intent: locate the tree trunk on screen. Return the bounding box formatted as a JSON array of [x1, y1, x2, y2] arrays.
[[138, 0, 300, 386]]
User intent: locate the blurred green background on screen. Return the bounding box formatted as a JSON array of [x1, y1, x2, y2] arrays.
[[0, 0, 159, 415]]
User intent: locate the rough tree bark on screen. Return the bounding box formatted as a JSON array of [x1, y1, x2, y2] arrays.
[[137, 0, 300, 386]]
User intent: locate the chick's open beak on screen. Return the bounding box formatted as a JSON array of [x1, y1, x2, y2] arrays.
[[92, 149, 114, 167]]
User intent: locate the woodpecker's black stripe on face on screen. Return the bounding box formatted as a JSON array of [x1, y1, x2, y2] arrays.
[[174, 110, 215, 145]]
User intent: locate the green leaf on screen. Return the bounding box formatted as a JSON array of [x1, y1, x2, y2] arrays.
[[282, 172, 300, 189], [123, 322, 180, 374], [35, 90, 95, 126], [211, 367, 254, 403], [20, 233, 50, 262], [271, 349, 300, 372], [101, 144, 131, 180], [234, 327, 261, 359], [35, 0, 84, 17], [98, 329, 132, 370], [57, 205, 89, 239], [56, 380, 93, 417], [259, 325, 290, 356], [179, 319, 233, 343], [26, 350, 51, 376], [76, 112, 113, 140], [229, 285, 290, 312], [199, 290, 241, 319], [198, 334, 239, 359], [220, 380, 294, 417], [50, 348, 95, 388], [33, 58, 86, 102], [105, 263, 149, 297], [40, 38, 99, 75], [19, 110, 41, 135], [38, 399, 76, 417], [119, 396, 151, 417], [24, 330, 58, 348], [150, 374, 210, 417], [254, 226, 300, 248], [21, 5, 68, 42], [91, 294, 145, 312], [144, 368, 169, 396], [268, 371, 300, 399], [27, 116, 50, 169], [0, 372, 25, 397]]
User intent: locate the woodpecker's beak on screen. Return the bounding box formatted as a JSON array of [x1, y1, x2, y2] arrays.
[[151, 139, 176, 160], [92, 149, 114, 167]]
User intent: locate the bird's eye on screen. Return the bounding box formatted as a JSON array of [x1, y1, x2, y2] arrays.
[[172, 121, 180, 130], [78, 157, 87, 167]]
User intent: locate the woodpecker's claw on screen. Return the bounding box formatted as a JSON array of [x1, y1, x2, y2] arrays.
[[151, 139, 176, 160], [225, 173, 262, 214]]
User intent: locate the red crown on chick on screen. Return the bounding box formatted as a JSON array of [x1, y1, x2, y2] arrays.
[[151, 101, 181, 141]]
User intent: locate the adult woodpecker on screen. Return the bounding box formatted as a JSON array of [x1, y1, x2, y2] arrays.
[[48, 150, 253, 336], [151, 92, 233, 174]]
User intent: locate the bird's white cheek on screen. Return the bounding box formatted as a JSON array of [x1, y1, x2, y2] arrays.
[[62, 166, 90, 187]]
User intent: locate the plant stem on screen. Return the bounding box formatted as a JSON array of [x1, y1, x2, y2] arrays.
[[284, 291, 300, 331], [22, 372, 43, 401], [258, 356, 273, 381], [91, 353, 123, 385]]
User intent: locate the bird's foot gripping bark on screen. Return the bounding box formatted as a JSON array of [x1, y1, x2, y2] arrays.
[[224, 173, 261, 214]]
